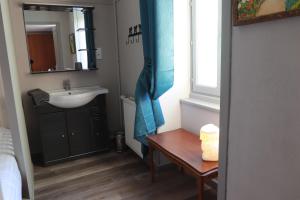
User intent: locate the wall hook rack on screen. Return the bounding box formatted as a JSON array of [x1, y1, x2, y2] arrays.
[[126, 24, 142, 45]]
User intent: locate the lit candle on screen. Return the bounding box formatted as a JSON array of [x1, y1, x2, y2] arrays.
[[200, 124, 219, 161]]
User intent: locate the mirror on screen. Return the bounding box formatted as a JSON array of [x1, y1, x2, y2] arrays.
[[23, 4, 97, 73]]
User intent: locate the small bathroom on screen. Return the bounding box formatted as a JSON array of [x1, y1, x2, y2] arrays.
[[19, 0, 201, 165], [22, 3, 119, 164]]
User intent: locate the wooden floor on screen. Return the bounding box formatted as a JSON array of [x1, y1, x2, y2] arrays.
[[34, 151, 217, 200]]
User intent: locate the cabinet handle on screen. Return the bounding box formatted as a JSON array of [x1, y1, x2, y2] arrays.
[[61, 134, 65, 138]]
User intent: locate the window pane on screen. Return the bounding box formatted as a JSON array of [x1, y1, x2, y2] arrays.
[[73, 9, 88, 69], [194, 0, 219, 88]]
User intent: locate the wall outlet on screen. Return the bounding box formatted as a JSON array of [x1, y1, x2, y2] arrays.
[[96, 48, 103, 60]]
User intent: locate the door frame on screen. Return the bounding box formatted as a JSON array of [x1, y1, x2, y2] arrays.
[[0, 0, 34, 199], [218, 0, 232, 200]]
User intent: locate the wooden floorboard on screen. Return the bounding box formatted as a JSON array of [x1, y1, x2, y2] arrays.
[[34, 151, 217, 200]]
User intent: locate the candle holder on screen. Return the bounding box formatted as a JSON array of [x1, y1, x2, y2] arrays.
[[200, 124, 219, 161]]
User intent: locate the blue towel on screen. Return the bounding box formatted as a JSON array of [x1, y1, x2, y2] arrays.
[[134, 0, 174, 147]]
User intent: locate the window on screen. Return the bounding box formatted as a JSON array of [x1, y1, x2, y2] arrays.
[[191, 0, 222, 97], [73, 9, 88, 69]]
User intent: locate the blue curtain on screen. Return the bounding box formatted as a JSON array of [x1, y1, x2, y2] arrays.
[[134, 0, 174, 148]]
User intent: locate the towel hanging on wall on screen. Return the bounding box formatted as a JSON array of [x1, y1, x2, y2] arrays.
[[134, 0, 174, 148]]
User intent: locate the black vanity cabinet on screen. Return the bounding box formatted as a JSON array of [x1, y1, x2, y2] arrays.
[[67, 108, 91, 156], [39, 112, 69, 162], [36, 95, 109, 165], [90, 115, 108, 151]]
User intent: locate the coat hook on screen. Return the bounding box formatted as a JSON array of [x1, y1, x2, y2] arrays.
[[134, 25, 138, 35], [130, 36, 134, 44], [137, 24, 142, 43], [133, 25, 138, 43], [126, 26, 133, 45]]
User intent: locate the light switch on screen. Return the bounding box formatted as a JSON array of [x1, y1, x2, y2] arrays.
[[96, 48, 103, 60]]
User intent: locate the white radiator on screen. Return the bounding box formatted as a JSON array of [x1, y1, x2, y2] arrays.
[[121, 96, 142, 158]]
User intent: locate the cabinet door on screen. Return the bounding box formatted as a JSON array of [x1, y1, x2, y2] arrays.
[[67, 109, 91, 155], [90, 115, 109, 151], [39, 112, 69, 162]]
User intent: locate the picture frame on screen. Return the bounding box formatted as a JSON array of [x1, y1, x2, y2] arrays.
[[69, 33, 76, 54], [233, 0, 300, 26]]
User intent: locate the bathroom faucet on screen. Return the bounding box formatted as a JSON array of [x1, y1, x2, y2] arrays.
[[63, 80, 71, 91]]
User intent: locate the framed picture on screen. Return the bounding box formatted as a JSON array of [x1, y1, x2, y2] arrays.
[[233, 0, 300, 26], [69, 33, 76, 54]]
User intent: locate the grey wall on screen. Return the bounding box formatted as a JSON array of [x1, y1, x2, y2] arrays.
[[227, 17, 300, 200], [116, 0, 143, 97], [9, 0, 121, 154], [0, 69, 8, 128]]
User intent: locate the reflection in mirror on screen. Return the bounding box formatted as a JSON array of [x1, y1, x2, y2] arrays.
[[23, 4, 97, 73]]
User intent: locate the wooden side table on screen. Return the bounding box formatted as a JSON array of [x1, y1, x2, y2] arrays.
[[147, 129, 218, 200]]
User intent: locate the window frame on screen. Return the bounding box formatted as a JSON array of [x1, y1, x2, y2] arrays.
[[190, 0, 222, 98]]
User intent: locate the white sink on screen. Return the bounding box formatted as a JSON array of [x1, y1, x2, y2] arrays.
[[48, 86, 109, 108]]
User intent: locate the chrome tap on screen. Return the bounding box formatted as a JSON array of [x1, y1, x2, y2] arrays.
[[63, 80, 71, 91]]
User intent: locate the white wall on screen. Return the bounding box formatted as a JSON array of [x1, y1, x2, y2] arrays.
[[181, 103, 219, 135], [227, 17, 300, 200], [9, 0, 121, 154], [158, 0, 190, 133]]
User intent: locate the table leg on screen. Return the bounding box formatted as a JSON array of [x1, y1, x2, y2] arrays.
[[197, 177, 204, 200], [180, 166, 184, 174], [149, 145, 155, 182]]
